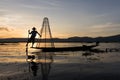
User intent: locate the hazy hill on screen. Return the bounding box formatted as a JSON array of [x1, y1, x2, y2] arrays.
[[68, 34, 120, 42], [0, 34, 120, 43]]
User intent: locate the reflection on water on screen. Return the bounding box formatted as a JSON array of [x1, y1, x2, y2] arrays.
[[26, 46, 54, 80], [0, 43, 26, 63], [0, 43, 120, 80]]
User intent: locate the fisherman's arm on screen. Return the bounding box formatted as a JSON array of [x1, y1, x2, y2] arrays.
[[28, 30, 32, 34], [37, 32, 41, 37]]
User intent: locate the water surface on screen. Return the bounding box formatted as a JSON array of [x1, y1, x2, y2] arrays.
[[0, 42, 120, 80]]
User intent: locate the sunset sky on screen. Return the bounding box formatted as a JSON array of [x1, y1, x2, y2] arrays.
[[0, 0, 120, 38]]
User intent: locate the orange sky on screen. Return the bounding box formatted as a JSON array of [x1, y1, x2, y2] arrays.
[[0, 0, 120, 38]]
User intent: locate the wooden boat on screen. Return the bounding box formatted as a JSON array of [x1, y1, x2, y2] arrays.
[[33, 44, 98, 52]]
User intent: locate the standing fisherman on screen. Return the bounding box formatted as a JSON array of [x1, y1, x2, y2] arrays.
[[26, 27, 41, 47]]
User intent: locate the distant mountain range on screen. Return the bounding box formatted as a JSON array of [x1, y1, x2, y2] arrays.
[[0, 34, 120, 43]]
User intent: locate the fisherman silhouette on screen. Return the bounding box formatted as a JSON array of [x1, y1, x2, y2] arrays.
[[26, 27, 41, 47]]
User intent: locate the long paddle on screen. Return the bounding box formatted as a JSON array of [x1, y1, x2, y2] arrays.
[[26, 30, 30, 47], [25, 30, 31, 72]]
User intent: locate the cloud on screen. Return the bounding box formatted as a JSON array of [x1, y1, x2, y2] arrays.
[[90, 23, 120, 32], [0, 27, 9, 31], [81, 23, 120, 37], [20, 0, 61, 10]]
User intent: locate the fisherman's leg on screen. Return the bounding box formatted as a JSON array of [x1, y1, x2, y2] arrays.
[[26, 39, 31, 46], [31, 42, 34, 48], [31, 40, 35, 47], [31, 38, 35, 47]]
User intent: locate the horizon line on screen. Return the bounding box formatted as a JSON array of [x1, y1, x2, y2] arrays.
[[0, 34, 120, 39]]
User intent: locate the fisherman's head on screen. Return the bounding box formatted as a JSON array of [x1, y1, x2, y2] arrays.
[[32, 27, 36, 31]]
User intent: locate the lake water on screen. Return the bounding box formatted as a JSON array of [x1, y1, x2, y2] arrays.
[[0, 42, 120, 80]]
